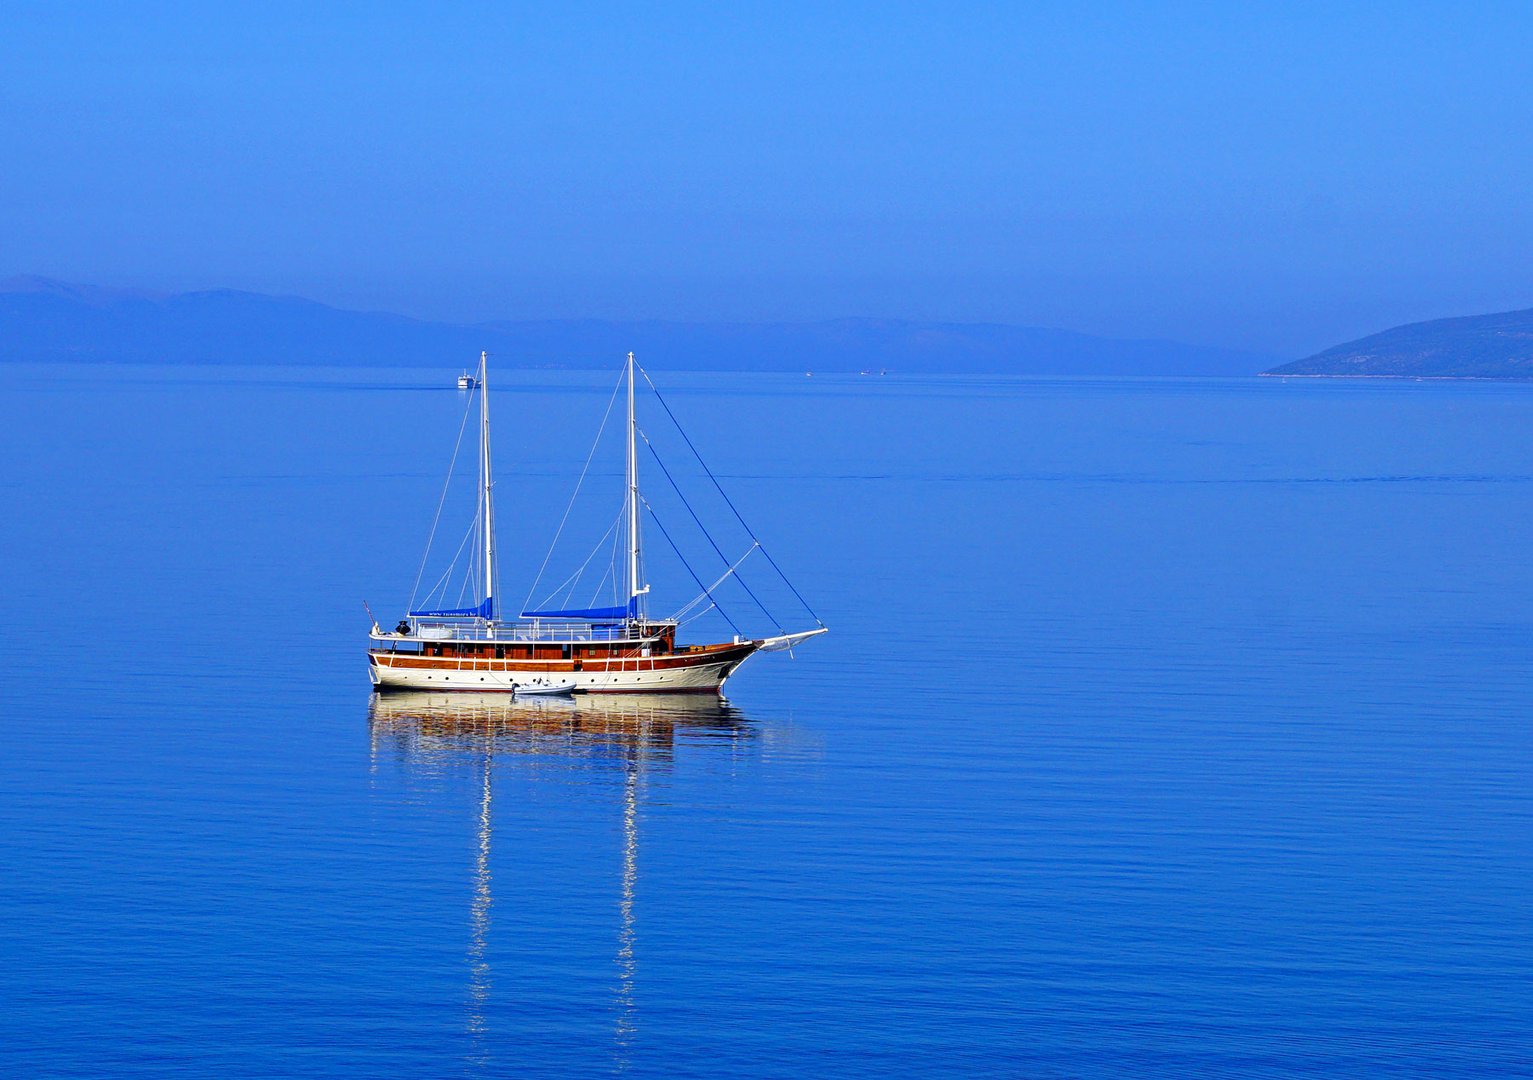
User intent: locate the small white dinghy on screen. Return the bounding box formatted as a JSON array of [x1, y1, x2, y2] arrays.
[[512, 680, 577, 697]]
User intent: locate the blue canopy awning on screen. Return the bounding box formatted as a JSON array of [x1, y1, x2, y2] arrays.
[[410, 597, 494, 619], [520, 596, 636, 622]]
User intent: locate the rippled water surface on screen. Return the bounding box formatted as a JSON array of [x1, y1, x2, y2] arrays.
[[2, 365, 1530, 1077]]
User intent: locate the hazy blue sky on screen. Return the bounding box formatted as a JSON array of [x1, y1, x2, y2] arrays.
[[3, 2, 1531, 355]]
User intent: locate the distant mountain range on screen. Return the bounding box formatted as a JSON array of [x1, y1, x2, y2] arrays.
[[0, 276, 1274, 376], [1266, 306, 1533, 378]]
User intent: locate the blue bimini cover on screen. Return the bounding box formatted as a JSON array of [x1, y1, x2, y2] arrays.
[[520, 596, 637, 622], [410, 597, 495, 619]]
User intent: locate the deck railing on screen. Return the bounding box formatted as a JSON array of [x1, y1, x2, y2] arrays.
[[371, 619, 672, 645]]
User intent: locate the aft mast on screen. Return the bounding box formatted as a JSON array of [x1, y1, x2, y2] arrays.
[[626, 351, 646, 622], [479, 350, 496, 621]]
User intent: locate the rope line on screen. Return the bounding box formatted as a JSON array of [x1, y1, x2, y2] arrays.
[[641, 497, 741, 636], [636, 366, 824, 627], [521, 368, 625, 613], [676, 602, 718, 630], [409, 385, 478, 612], [419, 513, 477, 609], [532, 503, 624, 611], [639, 429, 782, 631], [670, 542, 758, 623]]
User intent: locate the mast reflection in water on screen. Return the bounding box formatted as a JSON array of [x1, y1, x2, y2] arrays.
[[367, 691, 759, 1068]]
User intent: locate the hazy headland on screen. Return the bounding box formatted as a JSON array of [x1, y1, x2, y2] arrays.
[[0, 276, 1275, 377], [1265, 307, 1533, 379]]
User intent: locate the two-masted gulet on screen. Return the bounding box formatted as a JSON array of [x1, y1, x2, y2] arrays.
[[368, 352, 825, 694]]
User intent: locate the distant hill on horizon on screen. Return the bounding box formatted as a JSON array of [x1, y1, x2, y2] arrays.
[[0, 275, 1276, 376], [1265, 306, 1533, 378]]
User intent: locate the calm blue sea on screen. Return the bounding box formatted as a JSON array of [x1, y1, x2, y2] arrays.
[[1, 363, 1530, 1077]]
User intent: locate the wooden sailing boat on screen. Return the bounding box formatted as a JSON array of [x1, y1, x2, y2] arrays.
[[368, 351, 825, 693]]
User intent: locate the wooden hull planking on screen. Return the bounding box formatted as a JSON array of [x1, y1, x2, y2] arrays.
[[368, 640, 757, 694]]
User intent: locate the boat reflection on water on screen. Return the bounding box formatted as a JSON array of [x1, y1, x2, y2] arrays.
[[366, 690, 759, 1066], [368, 689, 756, 762]]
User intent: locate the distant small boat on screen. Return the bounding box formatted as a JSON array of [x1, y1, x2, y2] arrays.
[[458, 371, 479, 389]]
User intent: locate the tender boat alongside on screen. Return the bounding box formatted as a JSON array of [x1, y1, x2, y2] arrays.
[[369, 351, 824, 694], [512, 680, 577, 697]]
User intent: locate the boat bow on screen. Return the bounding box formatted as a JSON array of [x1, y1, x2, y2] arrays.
[[754, 627, 828, 653]]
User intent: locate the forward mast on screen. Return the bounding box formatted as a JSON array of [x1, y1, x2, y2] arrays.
[[625, 350, 646, 624]]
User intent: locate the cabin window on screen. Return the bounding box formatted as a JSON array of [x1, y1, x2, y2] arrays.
[[562, 645, 572, 660], [494, 646, 504, 659]]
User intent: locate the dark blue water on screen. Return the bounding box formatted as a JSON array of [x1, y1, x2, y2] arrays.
[[2, 364, 1530, 1077]]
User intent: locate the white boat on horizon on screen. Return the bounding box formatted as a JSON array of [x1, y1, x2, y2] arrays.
[[369, 351, 825, 694]]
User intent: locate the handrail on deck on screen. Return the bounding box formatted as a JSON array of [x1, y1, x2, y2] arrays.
[[369, 618, 674, 645]]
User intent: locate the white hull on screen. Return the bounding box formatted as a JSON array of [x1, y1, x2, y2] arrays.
[[368, 651, 750, 694]]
